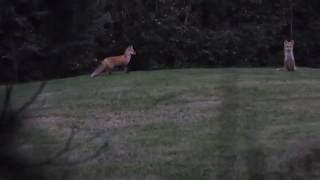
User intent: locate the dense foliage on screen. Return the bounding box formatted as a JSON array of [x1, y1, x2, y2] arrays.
[[1, 0, 320, 82]]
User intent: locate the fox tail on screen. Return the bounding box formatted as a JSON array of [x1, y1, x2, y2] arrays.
[[91, 63, 106, 77]]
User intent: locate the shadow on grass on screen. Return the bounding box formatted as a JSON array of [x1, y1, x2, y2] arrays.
[[0, 83, 109, 180], [214, 70, 269, 180], [214, 69, 320, 180], [272, 140, 320, 180]]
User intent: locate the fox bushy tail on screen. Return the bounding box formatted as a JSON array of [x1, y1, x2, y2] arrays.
[[91, 63, 106, 77]]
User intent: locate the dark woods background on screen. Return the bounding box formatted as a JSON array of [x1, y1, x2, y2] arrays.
[[1, 0, 320, 83]]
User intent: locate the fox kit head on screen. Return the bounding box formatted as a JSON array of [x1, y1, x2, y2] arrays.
[[284, 40, 294, 52], [125, 45, 136, 55]]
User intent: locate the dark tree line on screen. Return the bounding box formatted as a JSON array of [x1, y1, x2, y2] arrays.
[[1, 0, 320, 83]]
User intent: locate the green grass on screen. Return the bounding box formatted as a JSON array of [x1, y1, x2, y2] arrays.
[[4, 68, 320, 180]]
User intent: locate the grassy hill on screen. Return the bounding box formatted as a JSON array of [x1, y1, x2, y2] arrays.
[[5, 68, 320, 180]]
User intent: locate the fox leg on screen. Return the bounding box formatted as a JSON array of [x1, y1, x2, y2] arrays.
[[105, 67, 112, 75], [283, 58, 287, 70], [293, 59, 297, 70], [285, 60, 295, 71], [124, 66, 129, 73]]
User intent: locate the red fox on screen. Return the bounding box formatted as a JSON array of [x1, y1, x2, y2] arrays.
[[90, 45, 136, 77], [283, 40, 296, 71]]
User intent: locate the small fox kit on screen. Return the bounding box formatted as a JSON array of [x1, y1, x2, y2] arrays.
[[91, 45, 136, 77], [283, 40, 296, 71]]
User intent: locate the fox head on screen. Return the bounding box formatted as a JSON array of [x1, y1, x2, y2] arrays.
[[284, 40, 294, 52], [125, 45, 136, 55]]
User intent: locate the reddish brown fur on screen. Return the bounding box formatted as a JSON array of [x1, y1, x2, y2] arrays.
[[283, 40, 296, 71], [91, 46, 136, 77]]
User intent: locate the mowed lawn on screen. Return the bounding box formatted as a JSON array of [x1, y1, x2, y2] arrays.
[[6, 68, 320, 180]]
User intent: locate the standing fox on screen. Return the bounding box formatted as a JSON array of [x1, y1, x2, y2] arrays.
[[283, 40, 296, 71], [90, 45, 136, 77]]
